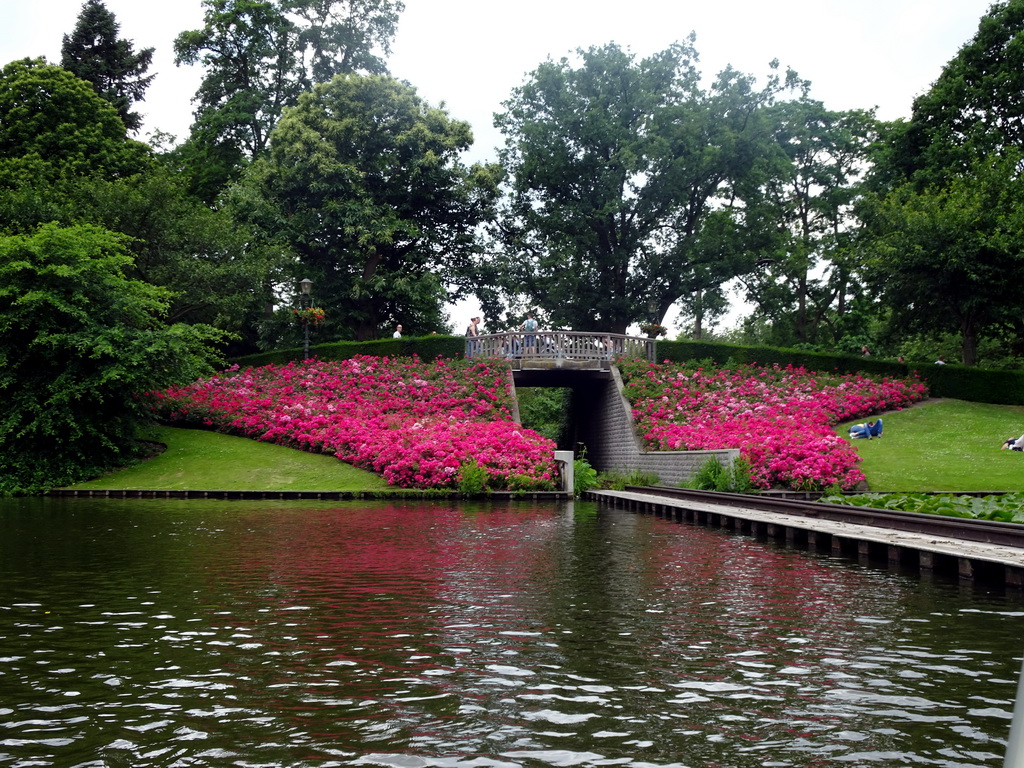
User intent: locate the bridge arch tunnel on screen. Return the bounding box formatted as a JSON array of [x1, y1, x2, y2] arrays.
[[509, 365, 737, 486], [511, 368, 614, 458]]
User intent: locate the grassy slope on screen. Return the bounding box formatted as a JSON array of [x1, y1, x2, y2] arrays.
[[837, 399, 1024, 492], [75, 399, 1024, 493], [73, 426, 390, 491]]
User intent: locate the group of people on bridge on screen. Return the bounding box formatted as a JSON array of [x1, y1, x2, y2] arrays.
[[465, 314, 633, 361]]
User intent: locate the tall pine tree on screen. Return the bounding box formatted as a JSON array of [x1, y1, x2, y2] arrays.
[[61, 0, 154, 132]]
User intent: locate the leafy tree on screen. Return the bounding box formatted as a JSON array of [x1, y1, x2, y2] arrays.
[[60, 0, 154, 132], [740, 99, 876, 346], [861, 152, 1024, 365], [0, 58, 274, 352], [862, 1, 1024, 363], [69, 169, 286, 353], [0, 224, 228, 493], [884, 0, 1024, 187], [175, 1, 305, 166], [173, 0, 404, 200], [490, 41, 802, 334], [287, 0, 403, 81], [232, 74, 500, 340], [0, 57, 150, 196]]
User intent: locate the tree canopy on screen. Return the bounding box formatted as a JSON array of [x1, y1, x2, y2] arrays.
[[69, 168, 285, 351], [861, 0, 1024, 363], [0, 56, 272, 352], [489, 41, 804, 334], [885, 0, 1024, 187], [0, 224, 228, 493], [173, 0, 405, 200], [862, 152, 1024, 366], [60, 0, 155, 133], [232, 74, 499, 340], [0, 58, 150, 191], [740, 99, 876, 348]]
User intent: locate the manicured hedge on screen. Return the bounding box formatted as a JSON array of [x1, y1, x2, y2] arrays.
[[657, 340, 1024, 406], [658, 339, 901, 377], [916, 362, 1024, 405], [230, 335, 466, 369]]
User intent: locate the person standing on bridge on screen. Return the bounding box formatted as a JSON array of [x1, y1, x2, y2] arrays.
[[465, 316, 481, 357], [521, 313, 538, 356]]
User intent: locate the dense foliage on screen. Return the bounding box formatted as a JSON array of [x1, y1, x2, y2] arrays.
[[742, 99, 876, 349], [885, 0, 1024, 186], [0, 52, 241, 493], [860, 0, 1024, 364], [149, 356, 558, 490], [173, 0, 404, 200], [490, 41, 806, 335], [861, 152, 1024, 366], [619, 358, 928, 491], [70, 167, 285, 351], [0, 58, 150, 191], [233, 74, 500, 342], [0, 224, 227, 494]]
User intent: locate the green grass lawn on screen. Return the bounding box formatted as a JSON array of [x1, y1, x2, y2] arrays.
[[837, 399, 1024, 491], [75, 399, 1024, 493], [72, 426, 390, 492]]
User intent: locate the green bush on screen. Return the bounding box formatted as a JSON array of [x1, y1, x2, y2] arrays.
[[0, 224, 227, 494], [820, 492, 1024, 523], [458, 460, 489, 494], [727, 458, 755, 492], [507, 473, 556, 493], [685, 457, 754, 492], [597, 469, 661, 490], [573, 455, 599, 497], [915, 362, 1024, 404]]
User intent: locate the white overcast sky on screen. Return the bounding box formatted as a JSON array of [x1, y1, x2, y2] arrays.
[[0, 0, 999, 164], [0, 0, 1001, 330]]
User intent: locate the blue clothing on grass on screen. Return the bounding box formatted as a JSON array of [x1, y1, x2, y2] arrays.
[[849, 418, 883, 439]]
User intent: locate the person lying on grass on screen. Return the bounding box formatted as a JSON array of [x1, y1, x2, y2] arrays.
[[1001, 434, 1024, 451], [849, 419, 883, 439]]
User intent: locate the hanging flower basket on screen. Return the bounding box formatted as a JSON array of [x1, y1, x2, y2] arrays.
[[639, 323, 667, 338], [293, 306, 326, 326]]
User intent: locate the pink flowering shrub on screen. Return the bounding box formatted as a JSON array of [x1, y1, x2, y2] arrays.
[[619, 359, 929, 491], [148, 356, 558, 490]]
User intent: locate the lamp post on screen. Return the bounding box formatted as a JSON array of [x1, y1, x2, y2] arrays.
[[299, 277, 313, 359]]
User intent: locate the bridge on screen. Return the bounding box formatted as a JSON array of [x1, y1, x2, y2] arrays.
[[470, 331, 657, 386], [467, 330, 735, 485]]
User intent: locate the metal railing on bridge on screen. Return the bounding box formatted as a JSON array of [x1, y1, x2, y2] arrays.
[[468, 331, 656, 364]]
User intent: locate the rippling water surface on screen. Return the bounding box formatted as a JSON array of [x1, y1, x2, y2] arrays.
[[0, 497, 1022, 767]]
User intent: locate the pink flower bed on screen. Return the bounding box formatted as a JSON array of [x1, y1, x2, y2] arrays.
[[148, 356, 557, 490], [619, 359, 928, 491]]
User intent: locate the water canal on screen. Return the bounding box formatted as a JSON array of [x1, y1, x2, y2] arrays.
[[0, 497, 1021, 767]]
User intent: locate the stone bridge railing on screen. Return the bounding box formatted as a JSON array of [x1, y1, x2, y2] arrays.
[[468, 331, 657, 363]]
